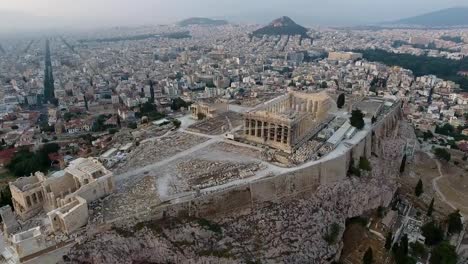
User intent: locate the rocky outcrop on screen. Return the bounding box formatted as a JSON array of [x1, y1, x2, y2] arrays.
[[252, 16, 309, 37], [67, 132, 405, 263], [67, 112, 409, 264]]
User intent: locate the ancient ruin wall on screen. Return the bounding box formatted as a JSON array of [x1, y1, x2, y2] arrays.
[[119, 103, 402, 225]]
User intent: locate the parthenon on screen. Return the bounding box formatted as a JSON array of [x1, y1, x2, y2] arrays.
[[244, 91, 334, 153]]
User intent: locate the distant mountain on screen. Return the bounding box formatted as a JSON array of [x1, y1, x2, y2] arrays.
[[387, 7, 468, 27], [252, 16, 308, 37], [178, 17, 228, 27]]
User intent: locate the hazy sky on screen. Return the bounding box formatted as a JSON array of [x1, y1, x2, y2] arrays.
[[0, 0, 467, 30]]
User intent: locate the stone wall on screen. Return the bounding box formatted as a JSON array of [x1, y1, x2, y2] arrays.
[[49, 197, 89, 235], [69, 175, 114, 204], [10, 183, 43, 221], [11, 227, 47, 259]]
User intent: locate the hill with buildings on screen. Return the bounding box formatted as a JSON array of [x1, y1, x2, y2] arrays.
[[388, 7, 468, 27], [178, 17, 228, 27], [252, 16, 308, 37]]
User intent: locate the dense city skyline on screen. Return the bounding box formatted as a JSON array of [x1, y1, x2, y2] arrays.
[[0, 0, 468, 31], [0, 1, 467, 263]]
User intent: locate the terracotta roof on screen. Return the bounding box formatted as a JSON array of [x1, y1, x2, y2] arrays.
[[0, 148, 17, 163]]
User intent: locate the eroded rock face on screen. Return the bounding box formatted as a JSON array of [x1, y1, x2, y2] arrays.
[[67, 122, 411, 264], [67, 169, 398, 263]]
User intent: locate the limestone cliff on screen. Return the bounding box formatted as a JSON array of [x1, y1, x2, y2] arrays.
[[67, 122, 412, 263]]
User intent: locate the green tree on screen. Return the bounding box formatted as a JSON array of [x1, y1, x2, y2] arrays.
[[385, 231, 393, 250], [392, 240, 417, 264], [172, 119, 181, 129], [140, 102, 156, 114], [415, 179, 423, 197], [363, 247, 373, 264], [108, 128, 119, 135], [421, 221, 444, 246], [337, 93, 345, 109], [400, 154, 407, 173], [427, 198, 435, 217], [323, 222, 341, 245], [435, 123, 455, 136], [423, 130, 434, 141], [440, 149, 454, 162], [171, 97, 190, 111], [410, 242, 427, 258], [434, 148, 451, 162], [350, 109, 365, 130], [357, 49, 468, 92], [128, 122, 138, 129], [63, 112, 76, 122], [359, 157, 372, 171], [84, 95, 89, 111], [41, 143, 60, 154], [321, 81, 328, 88], [40, 122, 55, 133], [348, 158, 361, 177], [430, 242, 457, 264], [447, 210, 463, 234], [7, 147, 52, 177], [401, 234, 409, 255]]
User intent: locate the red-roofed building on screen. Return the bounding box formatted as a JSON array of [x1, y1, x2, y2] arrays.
[[64, 118, 92, 134], [458, 141, 468, 153], [0, 148, 17, 167]]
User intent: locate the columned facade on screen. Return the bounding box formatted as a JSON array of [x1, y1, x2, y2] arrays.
[[243, 91, 334, 153]]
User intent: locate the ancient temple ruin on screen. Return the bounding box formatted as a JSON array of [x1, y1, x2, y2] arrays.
[[0, 158, 115, 262], [244, 91, 335, 153]]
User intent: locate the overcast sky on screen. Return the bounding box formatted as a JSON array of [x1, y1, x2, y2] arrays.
[[0, 0, 467, 31]]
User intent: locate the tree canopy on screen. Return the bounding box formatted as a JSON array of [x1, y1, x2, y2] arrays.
[[447, 211, 463, 234], [323, 222, 341, 245], [434, 148, 451, 162], [7, 144, 60, 177], [415, 179, 423, 197], [427, 198, 435, 217], [421, 221, 444, 246], [430, 242, 457, 264], [359, 157, 372, 171], [400, 155, 407, 173], [357, 49, 468, 91], [337, 93, 345, 109], [350, 109, 365, 130], [171, 97, 191, 111]]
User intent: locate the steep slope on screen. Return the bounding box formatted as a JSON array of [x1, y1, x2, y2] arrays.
[[389, 7, 468, 27], [67, 119, 413, 263], [253, 16, 308, 37]]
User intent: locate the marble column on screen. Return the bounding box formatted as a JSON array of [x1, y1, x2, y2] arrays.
[[273, 124, 278, 142], [255, 120, 259, 137], [260, 121, 265, 139], [281, 126, 288, 144], [251, 120, 256, 136], [245, 119, 250, 135], [278, 125, 283, 142]]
